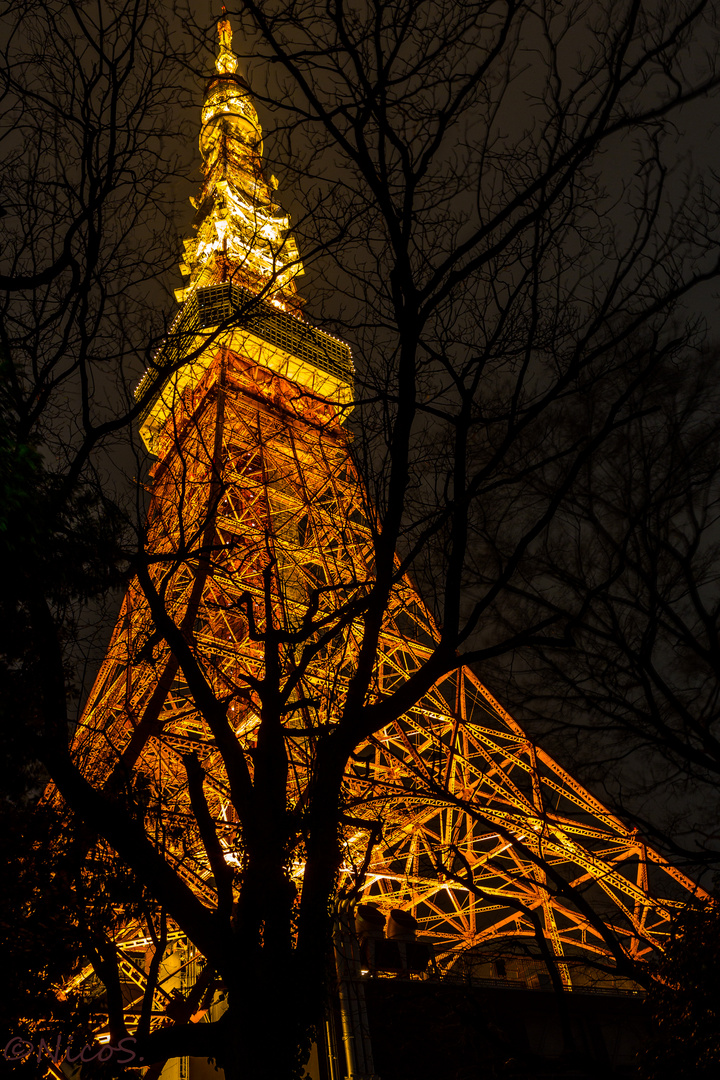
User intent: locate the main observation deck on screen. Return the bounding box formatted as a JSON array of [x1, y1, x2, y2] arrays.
[[135, 284, 354, 452]]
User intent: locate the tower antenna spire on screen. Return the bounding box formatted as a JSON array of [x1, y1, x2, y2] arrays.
[[166, 4, 304, 310], [216, 7, 237, 73]]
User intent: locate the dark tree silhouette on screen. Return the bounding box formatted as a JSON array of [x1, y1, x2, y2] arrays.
[[639, 900, 720, 1079], [488, 351, 720, 869]]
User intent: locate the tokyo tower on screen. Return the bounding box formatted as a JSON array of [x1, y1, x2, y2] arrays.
[[62, 14, 705, 1073]]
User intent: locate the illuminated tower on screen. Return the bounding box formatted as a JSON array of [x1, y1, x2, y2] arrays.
[[66, 16, 704, 1045]]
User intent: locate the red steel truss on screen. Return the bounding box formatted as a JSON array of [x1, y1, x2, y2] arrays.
[[63, 16, 706, 1023]]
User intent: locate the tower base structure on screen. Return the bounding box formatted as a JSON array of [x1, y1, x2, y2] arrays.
[[64, 285, 703, 1039]]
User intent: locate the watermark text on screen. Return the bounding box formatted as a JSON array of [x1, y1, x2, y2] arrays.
[[4, 1035, 141, 1066]]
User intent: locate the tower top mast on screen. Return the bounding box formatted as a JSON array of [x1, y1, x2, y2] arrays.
[[174, 13, 304, 312], [216, 9, 238, 74]]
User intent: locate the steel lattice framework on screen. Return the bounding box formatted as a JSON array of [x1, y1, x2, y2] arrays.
[[64, 17, 705, 1024]]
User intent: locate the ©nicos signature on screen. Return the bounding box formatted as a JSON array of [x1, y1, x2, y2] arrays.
[[3, 1035, 141, 1065]]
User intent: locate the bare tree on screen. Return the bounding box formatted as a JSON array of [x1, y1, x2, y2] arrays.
[[487, 347, 720, 866], [5, 2, 720, 1079]]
